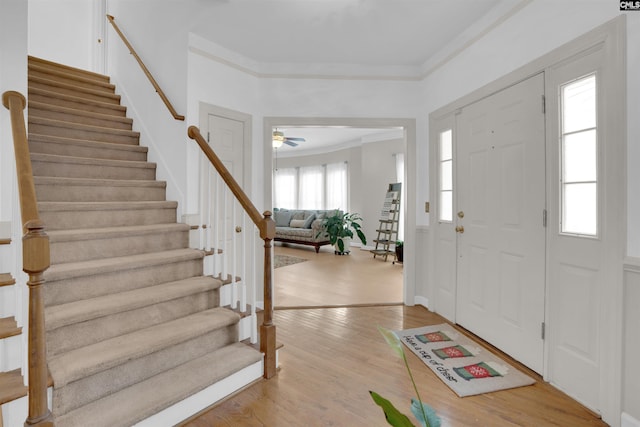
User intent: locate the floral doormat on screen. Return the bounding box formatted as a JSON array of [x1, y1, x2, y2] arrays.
[[274, 254, 308, 269], [395, 324, 535, 397]]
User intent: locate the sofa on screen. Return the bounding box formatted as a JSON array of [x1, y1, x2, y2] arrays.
[[272, 209, 338, 253]]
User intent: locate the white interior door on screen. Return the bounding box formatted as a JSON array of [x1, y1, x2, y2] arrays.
[[456, 73, 546, 373], [206, 114, 245, 272]]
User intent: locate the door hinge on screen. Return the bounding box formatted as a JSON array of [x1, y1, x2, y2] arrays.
[[542, 209, 547, 228], [542, 94, 546, 114], [207, 132, 210, 143], [541, 322, 546, 340]]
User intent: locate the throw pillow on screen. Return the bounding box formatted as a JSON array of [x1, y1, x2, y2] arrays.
[[303, 213, 316, 228], [290, 219, 306, 228], [274, 210, 292, 227]]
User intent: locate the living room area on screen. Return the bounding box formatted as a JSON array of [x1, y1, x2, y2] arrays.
[[271, 125, 405, 308]]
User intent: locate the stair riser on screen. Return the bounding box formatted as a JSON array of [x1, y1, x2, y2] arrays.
[[29, 70, 115, 94], [29, 123, 139, 145], [29, 92, 126, 117], [29, 139, 147, 162], [50, 229, 189, 264], [47, 289, 219, 358], [36, 183, 166, 202], [32, 160, 155, 181], [52, 323, 238, 416], [29, 107, 132, 131], [29, 81, 120, 105], [44, 258, 203, 306], [40, 206, 175, 231]]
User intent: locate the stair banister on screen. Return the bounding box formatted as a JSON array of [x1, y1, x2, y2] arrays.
[[106, 15, 185, 121], [187, 125, 277, 379], [2, 91, 54, 426]]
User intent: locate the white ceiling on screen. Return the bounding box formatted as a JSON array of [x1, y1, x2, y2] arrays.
[[184, 0, 522, 153]]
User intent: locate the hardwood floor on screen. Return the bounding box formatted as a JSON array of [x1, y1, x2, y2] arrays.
[[182, 304, 605, 426], [181, 243, 603, 426], [273, 243, 403, 308]]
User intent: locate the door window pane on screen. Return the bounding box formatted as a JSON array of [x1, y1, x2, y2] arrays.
[[560, 74, 597, 236]]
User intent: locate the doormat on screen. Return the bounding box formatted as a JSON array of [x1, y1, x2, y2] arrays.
[[396, 324, 535, 397], [274, 254, 308, 269]]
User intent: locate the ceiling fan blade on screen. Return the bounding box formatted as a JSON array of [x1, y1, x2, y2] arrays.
[[285, 137, 306, 142], [284, 140, 299, 147]]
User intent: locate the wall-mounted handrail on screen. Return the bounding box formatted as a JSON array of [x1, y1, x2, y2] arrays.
[[3, 90, 53, 426], [106, 15, 185, 121], [187, 125, 277, 379]]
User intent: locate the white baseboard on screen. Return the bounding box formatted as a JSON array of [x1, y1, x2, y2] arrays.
[[414, 295, 430, 310], [622, 412, 640, 427], [133, 360, 263, 427]]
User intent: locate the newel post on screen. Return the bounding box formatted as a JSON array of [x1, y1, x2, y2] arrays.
[[23, 220, 53, 427], [260, 211, 277, 379]]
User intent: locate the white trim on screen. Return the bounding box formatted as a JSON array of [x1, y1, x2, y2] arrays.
[[622, 413, 640, 427], [414, 296, 430, 310], [132, 361, 263, 427], [624, 256, 640, 272]]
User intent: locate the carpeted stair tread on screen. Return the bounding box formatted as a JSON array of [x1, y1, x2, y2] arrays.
[[47, 223, 189, 263], [28, 133, 147, 161], [47, 223, 186, 243], [28, 75, 121, 104], [45, 276, 222, 332], [45, 248, 202, 282], [35, 176, 164, 189], [39, 200, 176, 212], [29, 101, 133, 130], [53, 343, 262, 427], [35, 176, 166, 202], [28, 87, 127, 117], [48, 307, 240, 387], [31, 152, 154, 170], [28, 56, 111, 83], [28, 63, 116, 93], [29, 116, 140, 143]]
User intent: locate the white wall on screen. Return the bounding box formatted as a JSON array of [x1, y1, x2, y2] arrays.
[[28, 0, 95, 71]]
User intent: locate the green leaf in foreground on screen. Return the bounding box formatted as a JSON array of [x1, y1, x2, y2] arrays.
[[411, 398, 441, 427], [369, 391, 416, 427], [377, 326, 404, 359]]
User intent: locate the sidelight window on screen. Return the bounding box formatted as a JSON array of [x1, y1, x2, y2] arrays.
[[439, 129, 453, 222]]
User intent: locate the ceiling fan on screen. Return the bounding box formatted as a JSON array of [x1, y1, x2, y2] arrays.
[[272, 129, 305, 148]]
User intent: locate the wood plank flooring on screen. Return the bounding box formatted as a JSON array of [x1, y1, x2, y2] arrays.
[[182, 243, 603, 426], [274, 244, 403, 308], [182, 304, 605, 426]]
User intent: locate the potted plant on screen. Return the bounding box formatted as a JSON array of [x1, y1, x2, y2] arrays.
[[318, 211, 367, 255], [395, 240, 404, 263]]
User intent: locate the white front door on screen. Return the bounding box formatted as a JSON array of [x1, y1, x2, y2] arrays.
[[456, 73, 546, 373]]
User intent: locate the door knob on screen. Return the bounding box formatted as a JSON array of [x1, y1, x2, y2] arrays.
[[455, 225, 465, 233], [235, 226, 242, 233], [458, 211, 465, 218]]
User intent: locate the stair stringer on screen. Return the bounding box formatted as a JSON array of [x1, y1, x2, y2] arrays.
[[109, 76, 187, 217]]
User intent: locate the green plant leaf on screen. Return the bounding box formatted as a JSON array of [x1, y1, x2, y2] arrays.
[[369, 391, 416, 427], [378, 326, 404, 359]]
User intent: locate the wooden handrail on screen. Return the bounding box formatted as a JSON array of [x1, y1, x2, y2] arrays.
[[187, 125, 277, 378], [3, 91, 54, 427], [106, 15, 185, 121]]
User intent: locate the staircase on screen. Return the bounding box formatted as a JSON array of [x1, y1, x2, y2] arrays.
[[26, 56, 263, 427]]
